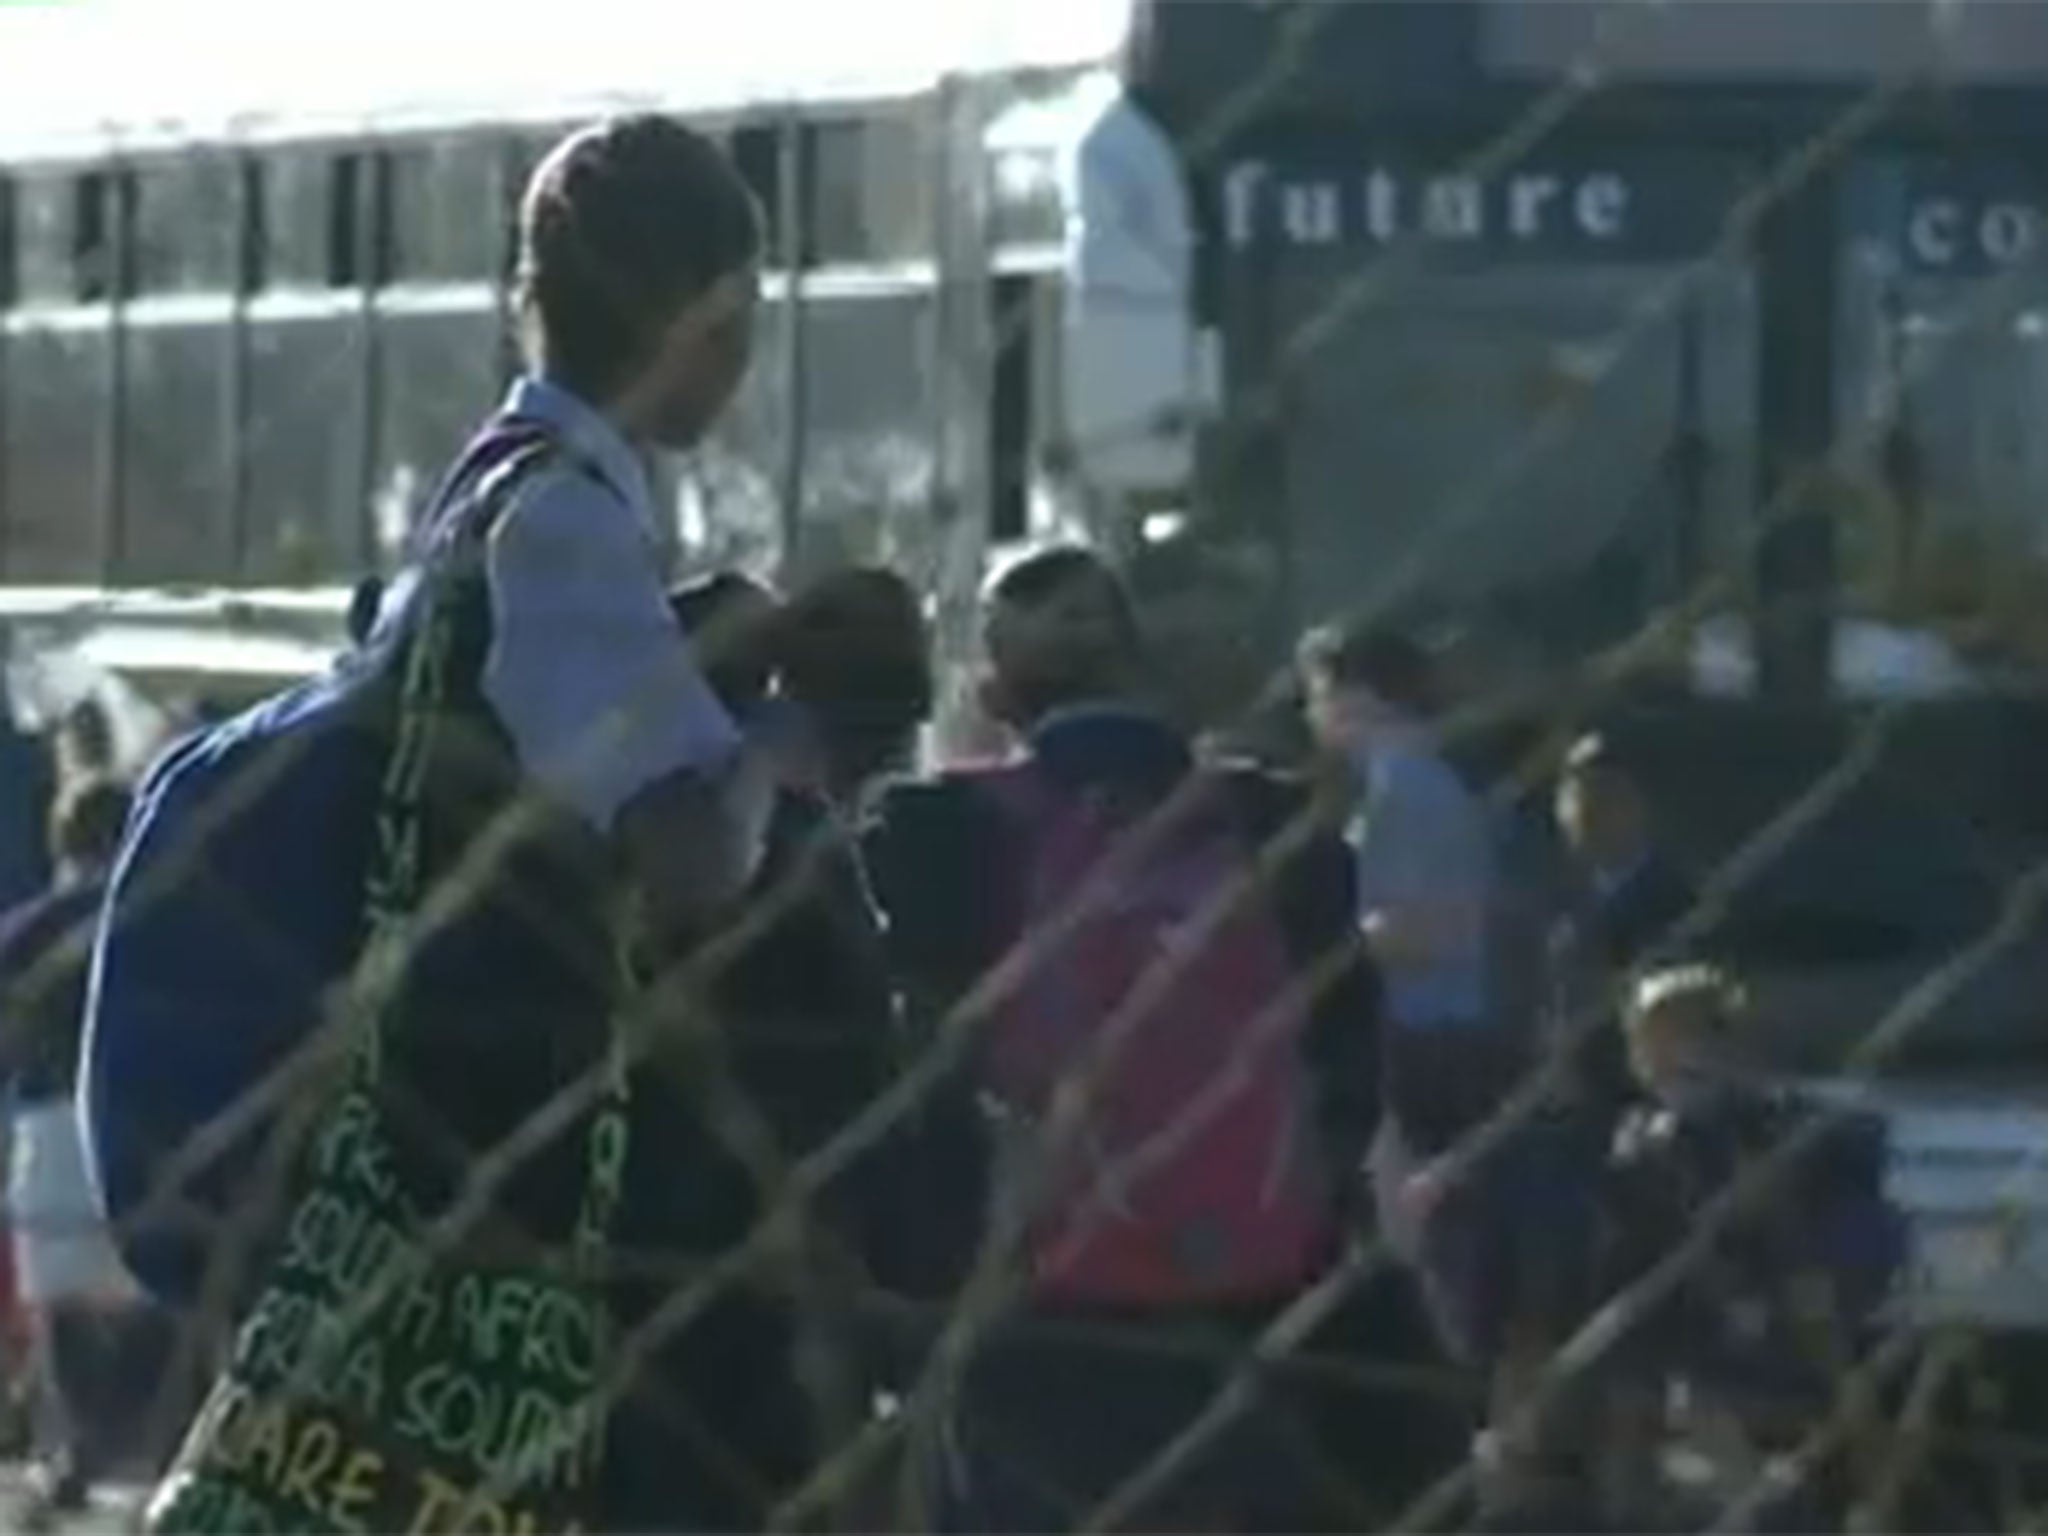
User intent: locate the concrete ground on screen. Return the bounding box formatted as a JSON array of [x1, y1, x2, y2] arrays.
[[0, 1466, 146, 1534]]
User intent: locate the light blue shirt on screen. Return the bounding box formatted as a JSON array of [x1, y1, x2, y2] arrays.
[[387, 377, 741, 832], [1353, 730, 1494, 1030]]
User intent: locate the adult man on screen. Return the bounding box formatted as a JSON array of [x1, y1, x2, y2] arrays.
[[868, 547, 1381, 1532]]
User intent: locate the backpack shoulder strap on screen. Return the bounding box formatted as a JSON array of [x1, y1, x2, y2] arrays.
[[420, 419, 573, 557]]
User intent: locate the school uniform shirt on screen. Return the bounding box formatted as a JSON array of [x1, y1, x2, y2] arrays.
[[438, 374, 742, 832], [1350, 728, 1493, 1032]]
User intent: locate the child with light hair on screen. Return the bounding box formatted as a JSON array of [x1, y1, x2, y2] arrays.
[[1620, 963, 1749, 1115], [1593, 962, 1903, 1527]]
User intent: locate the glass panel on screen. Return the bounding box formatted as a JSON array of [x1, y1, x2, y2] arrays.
[[0, 179, 16, 309], [118, 320, 232, 582], [374, 306, 501, 562], [241, 312, 367, 583], [676, 295, 786, 578], [258, 149, 337, 290], [13, 173, 76, 307], [1835, 160, 2048, 684], [810, 115, 933, 265], [673, 284, 943, 579], [988, 141, 1063, 253], [1, 325, 107, 580], [790, 283, 940, 568], [386, 137, 504, 283], [1264, 258, 1756, 672], [130, 155, 238, 294]]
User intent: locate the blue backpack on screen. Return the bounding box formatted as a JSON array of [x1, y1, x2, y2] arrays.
[[80, 422, 557, 1303]]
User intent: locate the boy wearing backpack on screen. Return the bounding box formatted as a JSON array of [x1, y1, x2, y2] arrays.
[[866, 547, 1383, 1532], [86, 118, 779, 1533]]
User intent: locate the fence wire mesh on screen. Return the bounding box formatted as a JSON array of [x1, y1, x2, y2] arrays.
[[4, 2, 2048, 1532]]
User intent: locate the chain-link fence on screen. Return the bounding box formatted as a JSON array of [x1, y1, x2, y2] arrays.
[[5, 2, 2048, 1532]]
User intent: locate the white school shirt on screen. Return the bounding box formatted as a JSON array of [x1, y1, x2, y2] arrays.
[[419, 376, 744, 832]]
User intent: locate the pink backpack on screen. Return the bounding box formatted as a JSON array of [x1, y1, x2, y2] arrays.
[[968, 762, 1337, 1307]]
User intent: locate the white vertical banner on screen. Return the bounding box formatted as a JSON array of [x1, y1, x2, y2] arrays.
[[926, 74, 998, 766]]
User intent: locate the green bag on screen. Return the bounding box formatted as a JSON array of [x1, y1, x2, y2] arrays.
[[147, 478, 632, 1536]]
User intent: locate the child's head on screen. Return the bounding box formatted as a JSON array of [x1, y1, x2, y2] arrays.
[[1554, 731, 1651, 873], [1295, 620, 1438, 759], [1624, 964, 1746, 1101], [516, 115, 762, 449], [780, 567, 933, 794], [979, 545, 1143, 732]]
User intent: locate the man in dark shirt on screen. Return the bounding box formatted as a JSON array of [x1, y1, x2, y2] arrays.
[[0, 776, 175, 1527]]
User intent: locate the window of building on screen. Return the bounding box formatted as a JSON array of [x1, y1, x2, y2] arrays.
[[326, 150, 393, 290], [254, 149, 327, 290], [129, 154, 239, 294], [384, 135, 503, 282], [9, 170, 120, 306], [71, 171, 117, 303], [727, 121, 787, 257], [251, 147, 410, 294], [728, 112, 934, 269], [0, 179, 15, 309], [810, 114, 932, 265]]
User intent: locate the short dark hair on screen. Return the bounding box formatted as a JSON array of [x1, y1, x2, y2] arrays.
[[51, 775, 130, 870], [519, 115, 761, 403], [1297, 620, 1438, 718], [780, 567, 933, 789], [983, 545, 1142, 725], [668, 570, 780, 719]]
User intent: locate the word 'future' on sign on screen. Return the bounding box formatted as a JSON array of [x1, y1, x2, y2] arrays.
[[1222, 160, 1631, 251]]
